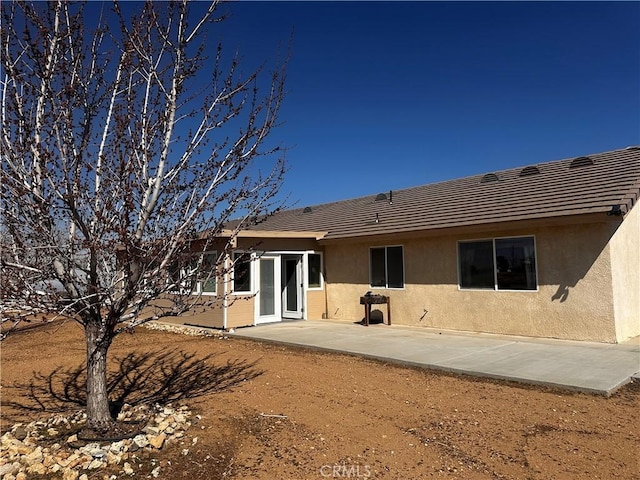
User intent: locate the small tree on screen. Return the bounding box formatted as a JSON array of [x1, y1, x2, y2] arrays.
[[1, 0, 287, 432]]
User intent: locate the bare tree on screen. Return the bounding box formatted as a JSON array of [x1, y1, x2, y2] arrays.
[[1, 0, 287, 432]]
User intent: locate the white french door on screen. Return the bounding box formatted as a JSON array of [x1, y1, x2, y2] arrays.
[[282, 255, 303, 319], [255, 256, 281, 325]]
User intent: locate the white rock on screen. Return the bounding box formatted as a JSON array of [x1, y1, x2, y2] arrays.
[[109, 440, 125, 453], [24, 446, 43, 466], [132, 434, 149, 448], [86, 459, 105, 470], [0, 462, 20, 476], [123, 462, 134, 475]]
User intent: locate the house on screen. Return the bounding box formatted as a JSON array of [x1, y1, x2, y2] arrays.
[[165, 146, 640, 343]]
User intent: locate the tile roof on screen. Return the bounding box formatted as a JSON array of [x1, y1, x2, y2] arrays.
[[245, 147, 640, 240]]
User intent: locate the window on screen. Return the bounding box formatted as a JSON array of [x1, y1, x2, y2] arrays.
[[308, 253, 322, 289], [233, 252, 252, 293], [370, 246, 404, 288], [167, 256, 197, 294], [197, 251, 217, 295], [167, 251, 217, 295], [458, 236, 537, 290]]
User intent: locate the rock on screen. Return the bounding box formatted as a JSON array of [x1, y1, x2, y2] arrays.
[[0, 462, 20, 476], [58, 453, 77, 468], [148, 433, 167, 449], [13, 444, 32, 456], [26, 463, 46, 475], [62, 468, 79, 480], [88, 447, 107, 459], [163, 407, 175, 416], [1, 432, 14, 446], [87, 459, 105, 470], [1, 404, 194, 480], [132, 434, 149, 449], [24, 446, 43, 466], [79, 474, 89, 480], [80, 442, 100, 453], [106, 452, 122, 465], [109, 440, 125, 453], [13, 427, 27, 442]]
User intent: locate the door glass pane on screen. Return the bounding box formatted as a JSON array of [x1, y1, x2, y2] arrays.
[[285, 259, 298, 311], [259, 259, 275, 316]]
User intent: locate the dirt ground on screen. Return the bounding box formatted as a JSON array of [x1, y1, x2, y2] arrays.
[[1, 320, 639, 480]]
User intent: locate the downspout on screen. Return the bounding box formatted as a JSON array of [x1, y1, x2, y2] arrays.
[[222, 252, 228, 330]]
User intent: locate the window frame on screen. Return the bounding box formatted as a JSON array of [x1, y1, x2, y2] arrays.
[[457, 235, 538, 292], [369, 245, 405, 289], [307, 252, 324, 290], [195, 250, 218, 296], [232, 251, 253, 294]]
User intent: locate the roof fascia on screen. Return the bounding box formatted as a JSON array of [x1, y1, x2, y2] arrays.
[[219, 229, 327, 241], [318, 212, 622, 245]]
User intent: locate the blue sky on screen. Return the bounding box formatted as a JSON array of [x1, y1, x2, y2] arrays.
[[215, 1, 639, 208]]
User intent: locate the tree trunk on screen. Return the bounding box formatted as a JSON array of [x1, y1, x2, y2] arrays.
[[85, 320, 114, 432]]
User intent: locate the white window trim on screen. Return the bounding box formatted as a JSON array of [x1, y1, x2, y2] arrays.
[[369, 245, 405, 289], [194, 250, 218, 296], [457, 235, 539, 292]]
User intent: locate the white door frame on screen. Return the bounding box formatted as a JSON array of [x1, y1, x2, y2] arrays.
[[282, 254, 304, 319], [254, 255, 282, 325]]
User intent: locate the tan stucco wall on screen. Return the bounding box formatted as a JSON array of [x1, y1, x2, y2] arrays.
[[609, 203, 640, 342], [324, 219, 620, 342], [226, 296, 255, 329], [141, 295, 225, 329], [236, 237, 319, 252], [306, 289, 326, 319]]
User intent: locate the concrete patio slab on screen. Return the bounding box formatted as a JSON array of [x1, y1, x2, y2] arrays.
[[230, 320, 640, 396]]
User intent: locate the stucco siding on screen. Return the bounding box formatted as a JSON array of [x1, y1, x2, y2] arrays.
[[324, 220, 619, 342], [141, 296, 225, 329], [236, 237, 319, 252], [165, 303, 224, 328], [609, 203, 640, 342], [306, 289, 326, 319], [227, 296, 255, 328]]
